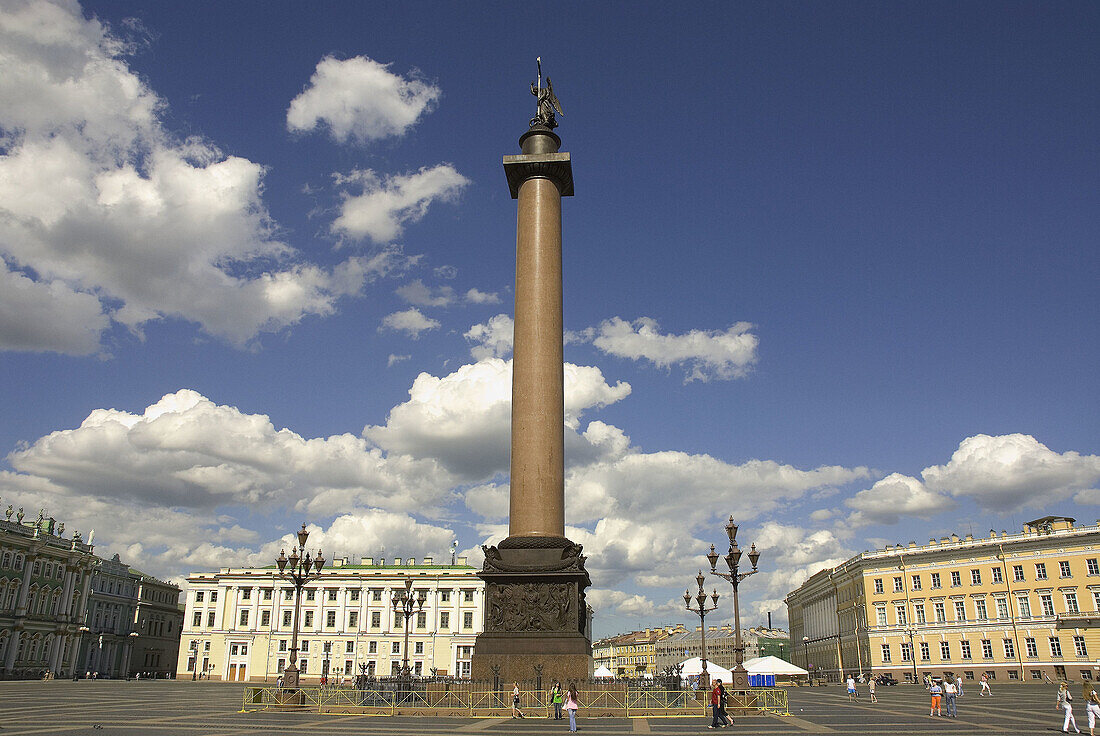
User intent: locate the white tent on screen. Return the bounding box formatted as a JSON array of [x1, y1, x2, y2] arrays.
[[677, 657, 734, 682], [742, 655, 808, 676], [593, 665, 615, 678]]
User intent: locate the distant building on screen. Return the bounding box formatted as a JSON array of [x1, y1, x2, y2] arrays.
[[653, 626, 790, 672], [75, 553, 138, 677], [0, 508, 96, 678], [129, 568, 182, 676], [592, 626, 686, 676], [786, 516, 1100, 684], [176, 555, 484, 682]]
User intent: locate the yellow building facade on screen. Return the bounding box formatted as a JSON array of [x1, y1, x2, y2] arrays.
[[592, 626, 684, 676], [787, 516, 1100, 685]]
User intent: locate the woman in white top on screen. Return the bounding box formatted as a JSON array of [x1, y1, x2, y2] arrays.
[[1060, 682, 1082, 734], [943, 677, 958, 718], [1084, 683, 1100, 736], [512, 682, 524, 719]]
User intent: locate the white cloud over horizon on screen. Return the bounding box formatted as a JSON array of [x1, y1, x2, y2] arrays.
[[380, 307, 440, 338], [332, 165, 469, 244]]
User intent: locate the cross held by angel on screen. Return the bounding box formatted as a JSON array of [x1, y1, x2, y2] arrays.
[[530, 57, 563, 129]]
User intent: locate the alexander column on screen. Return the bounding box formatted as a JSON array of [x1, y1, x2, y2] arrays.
[[471, 61, 592, 682]]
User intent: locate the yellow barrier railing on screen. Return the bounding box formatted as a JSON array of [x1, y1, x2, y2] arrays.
[[242, 686, 788, 717]]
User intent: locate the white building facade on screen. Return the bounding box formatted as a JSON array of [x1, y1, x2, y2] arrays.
[[176, 556, 484, 682]]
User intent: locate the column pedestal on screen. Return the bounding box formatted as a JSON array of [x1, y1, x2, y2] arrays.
[[471, 535, 591, 682]]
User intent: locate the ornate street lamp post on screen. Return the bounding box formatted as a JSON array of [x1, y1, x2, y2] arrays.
[[905, 627, 918, 684], [802, 635, 810, 681], [322, 641, 332, 685], [190, 641, 199, 680], [391, 577, 425, 679], [683, 570, 719, 692], [706, 515, 762, 690], [275, 523, 325, 690]]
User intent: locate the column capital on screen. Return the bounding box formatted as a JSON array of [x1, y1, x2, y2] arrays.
[[503, 153, 573, 199]]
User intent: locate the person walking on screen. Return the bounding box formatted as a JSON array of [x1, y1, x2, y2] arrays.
[[511, 682, 524, 719], [717, 679, 732, 727], [1085, 683, 1100, 736], [550, 681, 563, 720], [1059, 682, 1082, 733], [565, 682, 580, 733], [868, 676, 877, 704], [709, 679, 724, 728], [847, 674, 857, 702], [929, 678, 943, 717], [979, 672, 992, 696], [943, 676, 958, 718]]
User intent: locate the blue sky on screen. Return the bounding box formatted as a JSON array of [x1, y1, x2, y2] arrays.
[[0, 0, 1097, 637]]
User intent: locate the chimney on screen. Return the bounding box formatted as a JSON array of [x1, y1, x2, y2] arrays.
[[457, 556, 467, 565], [394, 557, 402, 565], [423, 556, 433, 565], [363, 556, 374, 565]]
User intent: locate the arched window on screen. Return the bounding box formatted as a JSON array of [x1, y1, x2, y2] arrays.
[[1, 552, 10, 569], [14, 554, 23, 571]]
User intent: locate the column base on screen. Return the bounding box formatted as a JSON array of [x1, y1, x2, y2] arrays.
[[471, 535, 592, 683]]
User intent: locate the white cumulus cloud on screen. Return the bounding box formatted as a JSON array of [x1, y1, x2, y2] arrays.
[[380, 307, 440, 338], [287, 55, 440, 144], [584, 317, 759, 382], [332, 165, 469, 243], [465, 314, 514, 359], [923, 433, 1100, 512], [845, 472, 955, 527], [0, 1, 392, 353]]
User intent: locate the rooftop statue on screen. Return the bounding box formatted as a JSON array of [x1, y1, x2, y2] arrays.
[[530, 56, 563, 129]]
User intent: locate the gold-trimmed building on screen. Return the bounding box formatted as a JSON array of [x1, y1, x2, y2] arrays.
[[592, 626, 684, 677], [786, 516, 1100, 685]]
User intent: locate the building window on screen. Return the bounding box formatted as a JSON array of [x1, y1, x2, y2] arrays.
[[440, 611, 450, 629], [414, 642, 424, 654], [895, 604, 907, 625], [1065, 592, 1080, 613], [285, 589, 293, 600], [954, 600, 966, 621], [995, 598, 1009, 619], [263, 588, 272, 600], [930, 573, 942, 589], [326, 610, 336, 627], [881, 644, 891, 663], [350, 590, 360, 601], [1050, 637, 1063, 658], [463, 589, 474, 602], [893, 577, 903, 593], [345, 641, 354, 654], [1094, 591, 1100, 611], [960, 640, 971, 659], [975, 599, 988, 620], [1013, 565, 1024, 582], [1075, 636, 1089, 657], [981, 639, 993, 659], [1035, 563, 1048, 580], [196, 592, 204, 603], [416, 611, 426, 629], [970, 569, 981, 585], [303, 611, 313, 627], [371, 612, 381, 628], [941, 641, 952, 660], [920, 642, 930, 661], [1088, 559, 1100, 576], [192, 611, 201, 627], [1003, 639, 1015, 658], [207, 611, 215, 627], [327, 589, 337, 601], [282, 611, 292, 627], [368, 641, 377, 654], [372, 589, 382, 601], [1059, 561, 1072, 578], [261, 610, 270, 627], [463, 612, 473, 629], [915, 604, 926, 623], [300, 640, 309, 653], [305, 590, 316, 601], [934, 602, 946, 622], [1025, 637, 1038, 658], [348, 611, 358, 628], [911, 575, 921, 591], [900, 642, 912, 661], [241, 588, 251, 600], [1040, 594, 1055, 617], [875, 606, 887, 626], [239, 610, 249, 627], [950, 571, 962, 587], [279, 639, 287, 651], [1017, 596, 1031, 618], [440, 591, 450, 602], [391, 641, 401, 654], [991, 567, 1003, 584], [210, 591, 217, 602]]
